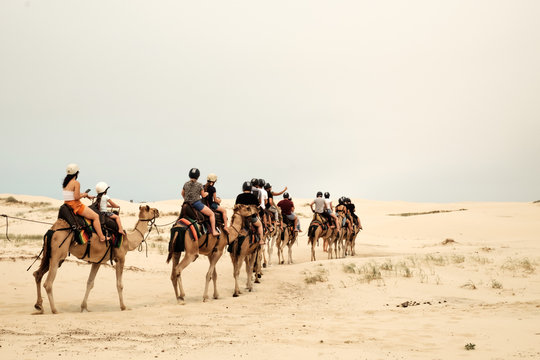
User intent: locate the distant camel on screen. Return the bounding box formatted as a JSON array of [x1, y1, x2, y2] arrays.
[[33, 205, 160, 314], [307, 213, 332, 261], [276, 220, 298, 265], [167, 204, 258, 303], [262, 210, 282, 267]]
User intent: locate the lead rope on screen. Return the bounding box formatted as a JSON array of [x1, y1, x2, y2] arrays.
[[1, 214, 54, 242]]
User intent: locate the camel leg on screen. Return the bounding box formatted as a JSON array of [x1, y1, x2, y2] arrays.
[[245, 255, 254, 291], [203, 250, 222, 302], [43, 258, 62, 314], [115, 257, 127, 310], [288, 243, 293, 264], [174, 252, 196, 304], [231, 253, 245, 297], [170, 253, 182, 301], [33, 263, 49, 314], [80, 263, 101, 312]]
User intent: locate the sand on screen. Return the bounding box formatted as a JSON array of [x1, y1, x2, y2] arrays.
[[1, 194, 539, 359]]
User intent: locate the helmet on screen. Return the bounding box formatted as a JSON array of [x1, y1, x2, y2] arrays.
[[283, 192, 289, 199], [189, 168, 200, 179], [338, 196, 345, 204], [264, 183, 271, 190], [242, 181, 252, 192], [345, 197, 351, 203], [258, 179, 266, 187], [316, 191, 323, 197], [251, 178, 259, 187], [324, 192, 330, 198], [207, 173, 218, 182], [96, 181, 109, 194], [66, 163, 79, 175]]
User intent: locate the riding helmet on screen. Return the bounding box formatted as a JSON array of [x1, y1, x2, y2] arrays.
[[66, 163, 79, 175], [324, 192, 330, 198], [189, 168, 200, 179], [207, 173, 218, 182], [316, 191, 323, 197], [264, 183, 271, 190], [243, 181, 253, 192], [283, 192, 290, 199], [95, 181, 109, 194]]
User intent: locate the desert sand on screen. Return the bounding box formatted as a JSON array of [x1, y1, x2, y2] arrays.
[[1, 194, 539, 359]]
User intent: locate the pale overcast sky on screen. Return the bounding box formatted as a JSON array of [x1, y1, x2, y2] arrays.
[[1, 1, 539, 202]]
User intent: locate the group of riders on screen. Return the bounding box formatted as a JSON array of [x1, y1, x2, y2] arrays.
[[62, 163, 361, 250]]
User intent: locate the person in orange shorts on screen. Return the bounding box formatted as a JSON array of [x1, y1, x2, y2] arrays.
[[63, 163, 107, 242]]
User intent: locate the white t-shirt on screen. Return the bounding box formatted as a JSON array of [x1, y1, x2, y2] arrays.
[[324, 198, 332, 210], [99, 194, 110, 212], [258, 188, 268, 209]]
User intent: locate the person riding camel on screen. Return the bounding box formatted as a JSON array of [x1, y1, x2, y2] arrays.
[[324, 192, 340, 232], [181, 168, 219, 237], [264, 182, 287, 228], [62, 163, 107, 242], [310, 191, 331, 225], [95, 181, 126, 235], [336, 196, 352, 232], [203, 173, 229, 233], [235, 181, 265, 245], [345, 197, 362, 230], [277, 192, 300, 232], [254, 178, 271, 232]]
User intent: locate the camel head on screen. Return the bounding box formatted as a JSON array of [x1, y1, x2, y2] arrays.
[[138, 205, 160, 221], [232, 204, 259, 217]]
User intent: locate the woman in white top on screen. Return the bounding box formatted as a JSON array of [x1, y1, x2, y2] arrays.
[[62, 164, 107, 242], [95, 182, 126, 235]]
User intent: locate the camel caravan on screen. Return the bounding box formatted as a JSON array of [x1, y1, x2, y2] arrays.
[[31, 164, 361, 314]]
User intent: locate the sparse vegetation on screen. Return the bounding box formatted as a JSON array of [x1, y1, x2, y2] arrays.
[[304, 268, 329, 284], [464, 343, 476, 351], [450, 254, 465, 264], [501, 257, 536, 274], [0, 196, 51, 208], [491, 279, 503, 289], [388, 209, 467, 217], [461, 280, 477, 290]]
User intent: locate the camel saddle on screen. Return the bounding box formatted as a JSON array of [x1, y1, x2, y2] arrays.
[[58, 204, 120, 238], [179, 202, 224, 235]]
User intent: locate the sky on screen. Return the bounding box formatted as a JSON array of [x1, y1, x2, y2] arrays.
[[1, 0, 539, 203]]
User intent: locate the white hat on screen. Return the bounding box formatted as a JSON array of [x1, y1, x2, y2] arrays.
[[96, 181, 110, 194], [66, 163, 79, 175], [207, 173, 218, 182]]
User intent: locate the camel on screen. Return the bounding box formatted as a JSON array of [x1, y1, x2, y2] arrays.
[[228, 205, 265, 297], [262, 211, 282, 267], [167, 204, 258, 303], [346, 223, 361, 256], [275, 221, 298, 265], [33, 205, 160, 314], [307, 213, 333, 261], [329, 212, 348, 259]]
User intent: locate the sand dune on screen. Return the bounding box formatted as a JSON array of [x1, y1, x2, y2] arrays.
[[1, 194, 539, 359]]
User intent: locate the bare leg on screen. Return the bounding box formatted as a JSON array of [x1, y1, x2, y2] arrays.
[[80, 207, 106, 241], [201, 206, 219, 236], [111, 214, 125, 234], [217, 206, 229, 232]]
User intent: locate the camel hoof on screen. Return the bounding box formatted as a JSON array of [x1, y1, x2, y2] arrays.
[[257, 274, 262, 278], [263, 263, 267, 268], [213, 294, 219, 300], [203, 298, 209, 303], [280, 261, 284, 265], [120, 306, 127, 311], [255, 279, 260, 284], [233, 293, 239, 297], [34, 303, 43, 311]]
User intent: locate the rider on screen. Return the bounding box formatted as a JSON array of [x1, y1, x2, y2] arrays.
[[309, 191, 329, 224], [181, 168, 219, 237], [95, 181, 126, 235], [336, 196, 351, 232], [264, 182, 287, 228], [203, 173, 229, 233], [255, 179, 271, 232], [235, 181, 264, 245], [62, 163, 107, 242], [345, 198, 362, 230], [277, 192, 300, 232], [324, 192, 340, 232]]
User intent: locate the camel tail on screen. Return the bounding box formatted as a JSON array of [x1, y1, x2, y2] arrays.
[[166, 227, 186, 263], [308, 224, 318, 238], [36, 229, 54, 272]]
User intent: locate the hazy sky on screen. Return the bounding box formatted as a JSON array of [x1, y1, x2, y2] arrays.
[[1, 1, 539, 203]]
